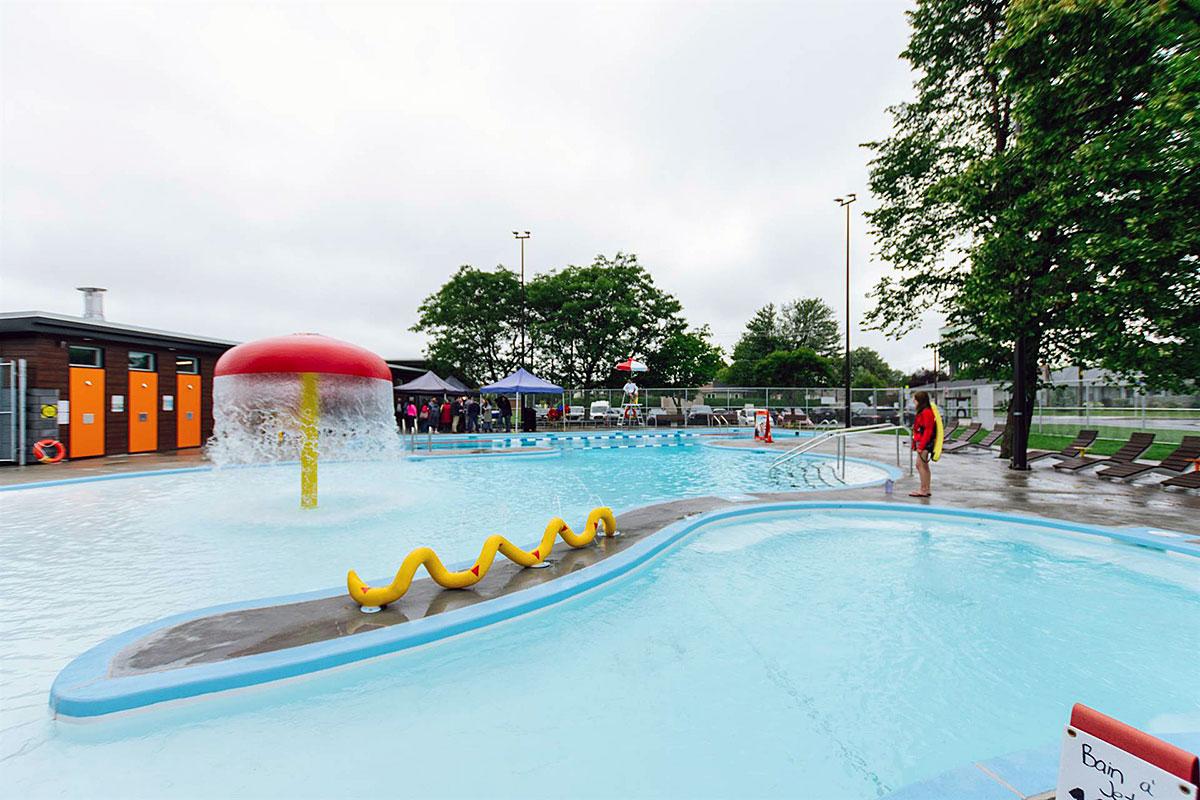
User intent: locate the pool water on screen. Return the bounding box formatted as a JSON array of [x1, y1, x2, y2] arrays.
[[3, 506, 1197, 798], [0, 444, 890, 788]]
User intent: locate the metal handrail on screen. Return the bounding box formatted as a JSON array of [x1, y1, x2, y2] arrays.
[[768, 423, 905, 471]]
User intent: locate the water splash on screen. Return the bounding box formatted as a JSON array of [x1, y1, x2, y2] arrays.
[[207, 373, 402, 466]]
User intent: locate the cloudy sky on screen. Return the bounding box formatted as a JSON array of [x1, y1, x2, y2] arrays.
[[1, 0, 941, 374]]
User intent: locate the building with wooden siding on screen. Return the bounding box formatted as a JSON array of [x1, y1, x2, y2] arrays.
[[0, 298, 236, 464]]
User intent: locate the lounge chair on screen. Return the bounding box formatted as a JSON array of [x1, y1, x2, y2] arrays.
[[1097, 436, 1200, 482], [946, 424, 1005, 454], [1160, 470, 1200, 491], [945, 422, 980, 445], [1053, 432, 1155, 472], [940, 419, 960, 441], [1024, 429, 1099, 463]]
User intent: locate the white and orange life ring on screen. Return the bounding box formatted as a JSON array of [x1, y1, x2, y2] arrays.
[[33, 439, 66, 464]]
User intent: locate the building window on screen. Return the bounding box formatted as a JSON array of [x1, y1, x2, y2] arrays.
[[128, 351, 157, 372], [68, 345, 103, 368], [176, 356, 200, 374]]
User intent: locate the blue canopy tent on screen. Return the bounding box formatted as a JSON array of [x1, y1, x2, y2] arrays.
[[479, 368, 565, 431]]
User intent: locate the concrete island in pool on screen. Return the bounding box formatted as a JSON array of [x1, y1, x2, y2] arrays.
[[50, 496, 1199, 722]]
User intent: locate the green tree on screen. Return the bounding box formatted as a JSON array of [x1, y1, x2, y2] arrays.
[[527, 253, 686, 390], [750, 349, 838, 387], [645, 326, 725, 387], [729, 304, 786, 366], [780, 298, 841, 358], [848, 347, 903, 386], [995, 0, 1200, 387], [867, 0, 1199, 465], [726, 298, 844, 383], [410, 265, 521, 384], [906, 367, 949, 387]]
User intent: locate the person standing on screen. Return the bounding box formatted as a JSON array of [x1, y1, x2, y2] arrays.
[[480, 398, 493, 432], [467, 396, 480, 433], [419, 401, 431, 433], [439, 398, 452, 432], [498, 394, 512, 432], [405, 397, 417, 434], [910, 390, 936, 498]]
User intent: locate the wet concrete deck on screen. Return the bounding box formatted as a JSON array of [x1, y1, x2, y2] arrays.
[[720, 435, 1200, 535]]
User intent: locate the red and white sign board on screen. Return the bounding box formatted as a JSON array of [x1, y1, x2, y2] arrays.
[[1057, 704, 1199, 800], [754, 409, 772, 443]]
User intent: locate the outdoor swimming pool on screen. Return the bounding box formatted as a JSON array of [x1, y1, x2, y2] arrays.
[[2, 441, 1196, 798]]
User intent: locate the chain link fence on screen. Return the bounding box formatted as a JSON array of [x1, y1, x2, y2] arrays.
[[530, 382, 1198, 445]]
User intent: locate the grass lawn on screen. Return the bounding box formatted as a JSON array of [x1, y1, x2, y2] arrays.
[[961, 430, 1178, 461]]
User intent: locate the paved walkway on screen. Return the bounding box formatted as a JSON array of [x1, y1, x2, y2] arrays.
[[719, 435, 1200, 535]]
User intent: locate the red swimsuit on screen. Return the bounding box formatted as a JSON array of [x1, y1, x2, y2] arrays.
[[912, 407, 936, 452]]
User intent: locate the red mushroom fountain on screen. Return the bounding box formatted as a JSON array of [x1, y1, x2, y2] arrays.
[[210, 334, 397, 509]]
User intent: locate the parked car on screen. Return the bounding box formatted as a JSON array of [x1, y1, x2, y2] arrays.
[[851, 405, 902, 426], [589, 400, 612, 422]]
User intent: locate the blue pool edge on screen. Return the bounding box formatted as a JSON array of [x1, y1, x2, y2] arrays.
[[49, 500, 1199, 722]]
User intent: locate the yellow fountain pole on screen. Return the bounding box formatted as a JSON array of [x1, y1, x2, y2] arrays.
[[299, 371, 319, 509]]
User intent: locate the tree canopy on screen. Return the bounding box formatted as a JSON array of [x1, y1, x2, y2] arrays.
[[410, 265, 522, 385], [865, 0, 1199, 464], [724, 298, 846, 383], [412, 252, 725, 390]]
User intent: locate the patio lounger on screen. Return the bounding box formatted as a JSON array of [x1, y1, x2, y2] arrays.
[[1024, 429, 1099, 463], [943, 424, 988, 452], [947, 424, 1005, 453], [1097, 436, 1200, 481], [1053, 432, 1155, 472], [945, 422, 980, 445], [1160, 470, 1200, 491], [940, 419, 959, 441]]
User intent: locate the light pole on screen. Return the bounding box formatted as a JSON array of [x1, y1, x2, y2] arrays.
[[834, 194, 856, 429], [512, 230, 531, 367]]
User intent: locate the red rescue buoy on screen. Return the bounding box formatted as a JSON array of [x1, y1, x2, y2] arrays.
[[33, 439, 66, 464]]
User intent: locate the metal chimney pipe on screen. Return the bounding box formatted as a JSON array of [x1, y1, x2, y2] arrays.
[[76, 287, 107, 320]]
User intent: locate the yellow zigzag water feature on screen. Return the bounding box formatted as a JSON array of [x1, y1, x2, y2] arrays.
[[347, 507, 617, 608]]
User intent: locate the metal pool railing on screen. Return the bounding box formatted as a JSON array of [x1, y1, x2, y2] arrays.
[[769, 422, 913, 478]]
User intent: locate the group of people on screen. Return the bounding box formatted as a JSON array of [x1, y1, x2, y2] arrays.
[[396, 394, 514, 434]]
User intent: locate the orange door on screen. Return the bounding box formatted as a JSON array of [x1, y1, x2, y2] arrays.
[[128, 372, 158, 453], [177, 375, 201, 448], [69, 367, 106, 458]]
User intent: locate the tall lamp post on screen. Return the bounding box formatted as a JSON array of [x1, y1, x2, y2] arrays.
[[834, 194, 856, 429], [512, 230, 531, 367]]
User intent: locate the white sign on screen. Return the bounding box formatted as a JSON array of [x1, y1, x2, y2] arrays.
[[57, 400, 69, 424], [111, 395, 125, 412], [1057, 725, 1197, 800], [162, 395, 174, 411]]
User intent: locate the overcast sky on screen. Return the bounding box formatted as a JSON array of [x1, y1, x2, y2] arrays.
[[1, 0, 941, 374]]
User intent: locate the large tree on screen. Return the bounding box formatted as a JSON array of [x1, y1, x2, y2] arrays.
[[995, 0, 1200, 387], [868, 0, 1198, 467], [751, 348, 838, 387], [410, 265, 522, 384], [526, 252, 687, 390], [644, 326, 725, 387], [849, 347, 903, 387], [726, 298, 844, 383], [779, 298, 841, 359]]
